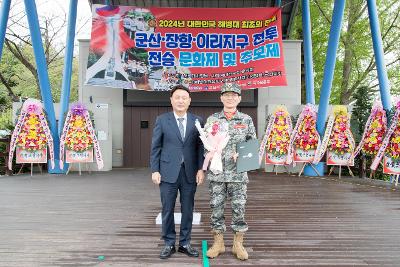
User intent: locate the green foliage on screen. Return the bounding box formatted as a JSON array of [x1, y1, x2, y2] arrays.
[[350, 86, 373, 142], [0, 42, 79, 123], [0, 108, 13, 130], [291, 0, 400, 104], [0, 93, 9, 111], [0, 108, 12, 174], [48, 56, 80, 103]]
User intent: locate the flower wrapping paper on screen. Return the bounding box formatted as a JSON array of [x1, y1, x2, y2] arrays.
[[195, 118, 229, 174]]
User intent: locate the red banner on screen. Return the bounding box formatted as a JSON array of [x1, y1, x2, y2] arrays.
[[85, 5, 287, 91]]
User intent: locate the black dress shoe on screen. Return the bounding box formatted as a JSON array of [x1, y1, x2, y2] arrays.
[[178, 244, 199, 257], [160, 245, 176, 259]]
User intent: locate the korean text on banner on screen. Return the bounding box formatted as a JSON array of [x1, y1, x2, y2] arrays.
[[85, 5, 287, 91]]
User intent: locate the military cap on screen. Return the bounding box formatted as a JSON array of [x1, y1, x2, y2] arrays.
[[220, 82, 241, 95]]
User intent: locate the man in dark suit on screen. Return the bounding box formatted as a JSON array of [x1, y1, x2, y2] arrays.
[[150, 84, 205, 259]]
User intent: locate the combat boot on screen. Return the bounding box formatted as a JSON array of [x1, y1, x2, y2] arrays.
[[206, 231, 225, 258], [232, 232, 248, 260]]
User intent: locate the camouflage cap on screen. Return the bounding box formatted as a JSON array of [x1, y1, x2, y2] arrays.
[[220, 82, 241, 95]]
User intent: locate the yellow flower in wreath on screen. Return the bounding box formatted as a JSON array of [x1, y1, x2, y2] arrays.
[[371, 121, 379, 129], [73, 116, 85, 128], [27, 130, 37, 139], [28, 116, 37, 126]]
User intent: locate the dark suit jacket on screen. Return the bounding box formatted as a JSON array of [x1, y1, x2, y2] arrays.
[[150, 112, 204, 183]]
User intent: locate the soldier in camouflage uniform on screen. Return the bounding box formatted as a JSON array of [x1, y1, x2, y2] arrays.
[[205, 82, 257, 261]]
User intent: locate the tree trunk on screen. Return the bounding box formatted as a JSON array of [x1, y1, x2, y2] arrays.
[[5, 38, 42, 100], [33, 75, 42, 100], [0, 72, 19, 102], [339, 0, 356, 104]]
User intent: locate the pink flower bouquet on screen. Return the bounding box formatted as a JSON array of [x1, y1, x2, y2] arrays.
[[195, 118, 229, 174]]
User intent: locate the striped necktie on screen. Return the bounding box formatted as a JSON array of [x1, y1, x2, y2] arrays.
[[177, 117, 185, 140]]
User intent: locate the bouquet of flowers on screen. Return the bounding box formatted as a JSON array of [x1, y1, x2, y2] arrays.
[[293, 105, 319, 151], [313, 106, 355, 165], [354, 103, 387, 157], [284, 104, 320, 164], [60, 103, 103, 170], [195, 117, 229, 174], [8, 99, 55, 170], [266, 106, 292, 156], [327, 108, 354, 154], [371, 99, 400, 170], [65, 113, 94, 152], [386, 119, 400, 160], [16, 113, 47, 151]]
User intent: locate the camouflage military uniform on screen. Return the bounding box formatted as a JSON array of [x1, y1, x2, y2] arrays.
[[206, 110, 257, 233]]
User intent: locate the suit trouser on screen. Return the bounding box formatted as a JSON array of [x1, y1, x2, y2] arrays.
[[159, 164, 197, 246]]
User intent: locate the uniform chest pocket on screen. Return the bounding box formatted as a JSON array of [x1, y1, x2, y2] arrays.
[[234, 123, 248, 132], [233, 123, 248, 130]]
